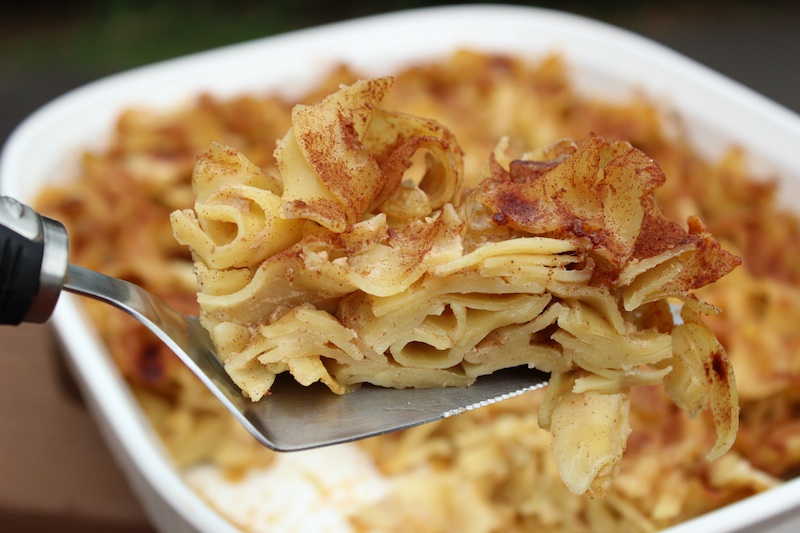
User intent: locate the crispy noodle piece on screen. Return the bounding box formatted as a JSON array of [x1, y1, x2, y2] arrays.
[[170, 77, 740, 496]]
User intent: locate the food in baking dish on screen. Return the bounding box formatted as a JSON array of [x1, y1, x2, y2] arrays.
[[35, 50, 798, 531]]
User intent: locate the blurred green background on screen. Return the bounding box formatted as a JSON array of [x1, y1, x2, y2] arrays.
[[2, 0, 799, 145]]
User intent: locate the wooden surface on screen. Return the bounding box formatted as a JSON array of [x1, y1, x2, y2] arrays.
[[0, 323, 156, 532]]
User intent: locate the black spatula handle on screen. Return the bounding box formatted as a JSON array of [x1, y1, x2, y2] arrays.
[[0, 196, 68, 325]]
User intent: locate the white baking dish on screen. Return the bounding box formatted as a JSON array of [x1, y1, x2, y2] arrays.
[[3, 5, 800, 532]]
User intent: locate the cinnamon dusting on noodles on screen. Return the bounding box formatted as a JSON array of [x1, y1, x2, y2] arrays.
[[170, 77, 740, 497]]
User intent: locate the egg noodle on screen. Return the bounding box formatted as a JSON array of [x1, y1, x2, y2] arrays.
[[35, 51, 800, 531]]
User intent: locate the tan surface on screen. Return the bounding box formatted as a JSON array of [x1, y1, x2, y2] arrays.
[[0, 323, 155, 532]]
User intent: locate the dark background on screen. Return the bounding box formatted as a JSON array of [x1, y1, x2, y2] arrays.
[[2, 0, 800, 149]]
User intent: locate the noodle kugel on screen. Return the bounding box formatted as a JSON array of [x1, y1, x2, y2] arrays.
[[170, 76, 740, 498], [36, 50, 796, 532]]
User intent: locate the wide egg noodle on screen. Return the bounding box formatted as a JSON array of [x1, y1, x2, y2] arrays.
[[170, 142, 302, 270], [544, 371, 633, 498], [277, 77, 393, 231]]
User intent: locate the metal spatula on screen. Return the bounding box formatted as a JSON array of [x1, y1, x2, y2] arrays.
[[0, 195, 549, 451]]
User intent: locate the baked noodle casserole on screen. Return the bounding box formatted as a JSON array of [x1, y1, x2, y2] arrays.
[[34, 51, 800, 532]]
